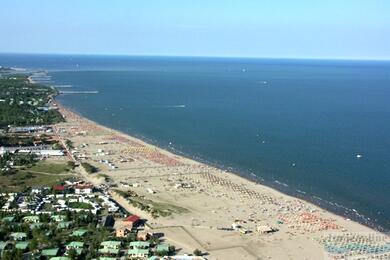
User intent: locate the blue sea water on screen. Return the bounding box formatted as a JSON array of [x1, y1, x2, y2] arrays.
[[1, 53, 390, 231]]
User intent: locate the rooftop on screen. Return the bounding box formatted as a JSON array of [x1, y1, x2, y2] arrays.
[[127, 248, 149, 255], [72, 229, 88, 237], [124, 215, 140, 223], [130, 241, 150, 248], [101, 240, 121, 247], [41, 248, 59, 256], [67, 241, 84, 248], [15, 241, 29, 250]]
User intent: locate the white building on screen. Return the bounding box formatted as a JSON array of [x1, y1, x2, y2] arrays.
[[75, 185, 93, 194]]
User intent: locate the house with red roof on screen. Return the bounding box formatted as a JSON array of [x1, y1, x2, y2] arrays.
[[53, 185, 65, 192], [123, 215, 140, 229]]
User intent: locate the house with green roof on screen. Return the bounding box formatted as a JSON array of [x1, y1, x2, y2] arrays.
[[98, 241, 121, 256], [50, 257, 70, 260], [98, 247, 120, 255], [66, 241, 84, 255], [15, 241, 29, 250], [42, 248, 59, 257], [57, 221, 73, 229], [101, 241, 121, 249], [129, 241, 150, 249], [23, 215, 40, 223], [71, 228, 88, 237], [10, 232, 27, 241], [0, 241, 9, 251], [155, 244, 170, 254], [51, 215, 66, 222], [127, 248, 149, 258], [2, 216, 15, 222], [30, 223, 44, 230], [128, 241, 150, 258]]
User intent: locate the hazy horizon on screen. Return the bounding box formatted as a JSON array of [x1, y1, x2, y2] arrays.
[[1, 52, 390, 62], [0, 1, 389, 60]]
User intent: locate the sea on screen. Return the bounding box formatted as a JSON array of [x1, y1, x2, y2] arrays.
[[1, 53, 389, 231]]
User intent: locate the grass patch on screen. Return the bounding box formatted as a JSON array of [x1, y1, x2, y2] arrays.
[[68, 202, 93, 210], [114, 189, 188, 218], [81, 162, 98, 174], [26, 161, 73, 174], [97, 174, 112, 182], [0, 161, 74, 192]]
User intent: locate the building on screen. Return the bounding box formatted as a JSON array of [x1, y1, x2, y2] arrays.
[[57, 221, 73, 229], [98, 241, 121, 256], [41, 248, 59, 257], [72, 229, 88, 237], [2, 216, 15, 222], [256, 225, 276, 234], [102, 215, 115, 228], [30, 223, 43, 230], [10, 232, 27, 241], [37, 150, 64, 156], [137, 231, 153, 241], [51, 215, 66, 222], [123, 215, 141, 229], [15, 241, 29, 250], [155, 244, 170, 254], [31, 186, 49, 194], [53, 185, 66, 192], [129, 241, 150, 249], [116, 226, 131, 238], [66, 241, 84, 255], [23, 216, 40, 223], [75, 184, 93, 194], [0, 241, 9, 252], [127, 248, 149, 258], [171, 256, 207, 260]]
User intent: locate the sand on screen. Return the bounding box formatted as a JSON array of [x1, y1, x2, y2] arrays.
[[53, 102, 389, 260]]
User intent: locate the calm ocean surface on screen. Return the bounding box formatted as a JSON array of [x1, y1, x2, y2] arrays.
[[1, 54, 389, 231]]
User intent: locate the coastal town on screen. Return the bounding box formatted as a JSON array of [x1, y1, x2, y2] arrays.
[[1, 68, 390, 260]]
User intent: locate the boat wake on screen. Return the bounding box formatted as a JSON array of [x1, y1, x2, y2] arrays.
[[163, 105, 186, 108]]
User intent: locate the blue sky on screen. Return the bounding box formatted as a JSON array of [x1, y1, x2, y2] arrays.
[[0, 0, 389, 59]]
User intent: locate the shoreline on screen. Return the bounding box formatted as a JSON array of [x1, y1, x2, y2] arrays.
[[53, 98, 390, 259], [55, 100, 384, 233]]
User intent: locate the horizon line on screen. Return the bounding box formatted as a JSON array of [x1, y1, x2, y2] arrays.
[[1, 51, 390, 62]]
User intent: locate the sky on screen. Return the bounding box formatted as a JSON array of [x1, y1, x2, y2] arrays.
[[0, 0, 389, 60]]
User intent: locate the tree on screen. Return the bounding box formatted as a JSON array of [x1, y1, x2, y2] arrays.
[[169, 245, 176, 255], [156, 250, 168, 256], [193, 249, 202, 256], [67, 161, 76, 170], [67, 248, 77, 260]]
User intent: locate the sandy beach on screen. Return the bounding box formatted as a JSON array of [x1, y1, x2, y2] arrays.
[[53, 102, 389, 260]]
